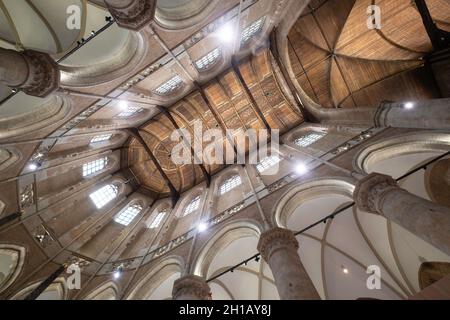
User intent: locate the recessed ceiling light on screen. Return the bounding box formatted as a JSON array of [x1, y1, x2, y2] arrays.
[[28, 163, 39, 171], [118, 100, 129, 110], [197, 222, 208, 233], [341, 265, 349, 274], [404, 102, 414, 110], [216, 22, 235, 44], [295, 163, 308, 175], [113, 271, 121, 279]]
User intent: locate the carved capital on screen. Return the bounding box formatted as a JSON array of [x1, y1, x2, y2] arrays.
[[172, 275, 211, 300], [257, 227, 298, 262], [106, 0, 156, 31], [354, 173, 398, 214], [19, 50, 60, 97]]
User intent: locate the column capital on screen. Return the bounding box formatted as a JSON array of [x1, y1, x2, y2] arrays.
[[1, 49, 60, 97], [257, 227, 298, 262], [354, 173, 398, 214], [106, 0, 156, 31], [172, 275, 211, 300]]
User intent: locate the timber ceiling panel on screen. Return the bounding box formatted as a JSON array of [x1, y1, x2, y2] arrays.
[[288, 0, 444, 109], [126, 49, 304, 195]]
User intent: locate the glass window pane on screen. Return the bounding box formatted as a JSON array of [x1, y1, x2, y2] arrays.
[[82, 157, 108, 177], [219, 175, 242, 195], [294, 132, 325, 147], [256, 155, 282, 173], [154, 75, 183, 95], [114, 204, 142, 226], [241, 17, 266, 44], [183, 196, 200, 216], [89, 185, 118, 209]]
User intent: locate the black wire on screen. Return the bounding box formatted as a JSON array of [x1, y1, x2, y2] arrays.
[[206, 150, 450, 283]]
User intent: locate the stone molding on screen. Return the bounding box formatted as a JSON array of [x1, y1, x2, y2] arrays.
[[172, 275, 211, 300], [12, 50, 60, 98], [354, 173, 398, 214], [106, 0, 156, 31], [257, 227, 298, 262]]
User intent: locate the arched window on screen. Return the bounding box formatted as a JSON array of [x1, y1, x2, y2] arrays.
[[294, 132, 325, 147], [241, 16, 266, 44], [154, 75, 183, 95], [149, 209, 167, 229], [116, 106, 144, 118], [256, 155, 282, 173], [90, 134, 112, 144], [219, 175, 242, 195], [89, 184, 118, 209], [195, 48, 221, 71], [114, 204, 142, 226], [183, 196, 201, 216], [82, 157, 108, 177]]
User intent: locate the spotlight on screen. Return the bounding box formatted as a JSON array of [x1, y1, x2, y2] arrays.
[[341, 265, 349, 274], [216, 22, 235, 44], [28, 163, 39, 171], [295, 163, 308, 175], [113, 271, 121, 279], [197, 222, 208, 233], [404, 102, 414, 110], [118, 100, 129, 110]]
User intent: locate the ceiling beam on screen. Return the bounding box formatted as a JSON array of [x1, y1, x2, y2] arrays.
[[194, 82, 239, 159], [125, 128, 180, 207], [269, 28, 310, 120], [156, 105, 211, 187], [414, 0, 450, 51], [231, 56, 272, 132], [0, 211, 21, 228]]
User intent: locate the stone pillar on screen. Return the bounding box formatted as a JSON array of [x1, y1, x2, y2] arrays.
[[354, 173, 450, 256], [105, 0, 156, 31], [0, 48, 60, 97], [375, 98, 450, 130], [257, 228, 320, 300], [172, 275, 212, 300]]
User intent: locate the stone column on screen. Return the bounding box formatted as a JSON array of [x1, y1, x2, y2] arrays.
[[105, 0, 156, 31], [172, 275, 212, 300], [375, 99, 450, 130], [354, 173, 450, 256], [257, 228, 320, 300], [0, 48, 60, 97]]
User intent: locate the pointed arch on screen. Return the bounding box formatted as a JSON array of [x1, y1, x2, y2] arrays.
[[0, 244, 26, 294], [0, 200, 5, 216], [192, 219, 264, 277], [11, 277, 67, 300], [126, 256, 184, 300], [83, 281, 118, 300]]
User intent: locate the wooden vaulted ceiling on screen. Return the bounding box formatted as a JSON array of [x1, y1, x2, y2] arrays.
[[288, 0, 450, 109], [125, 49, 304, 194]]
